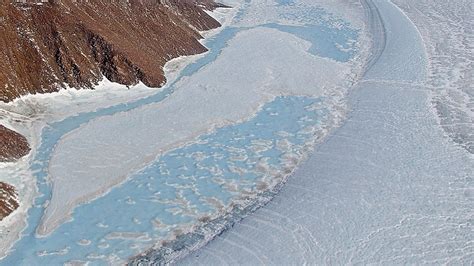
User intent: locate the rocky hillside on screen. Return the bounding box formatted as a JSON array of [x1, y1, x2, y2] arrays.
[[0, 182, 19, 221], [0, 0, 225, 165], [0, 1, 225, 221], [0, 0, 224, 102], [0, 125, 30, 162]]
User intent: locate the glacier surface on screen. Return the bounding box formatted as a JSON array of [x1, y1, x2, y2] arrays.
[[0, 0, 472, 264], [179, 0, 474, 264]]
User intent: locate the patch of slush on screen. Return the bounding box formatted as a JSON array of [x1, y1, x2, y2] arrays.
[[264, 23, 357, 62], [234, 0, 366, 30], [1, 96, 329, 265], [35, 0, 363, 237], [38, 26, 351, 237]]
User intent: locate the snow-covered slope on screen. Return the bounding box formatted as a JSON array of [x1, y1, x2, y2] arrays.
[[391, 0, 473, 153]]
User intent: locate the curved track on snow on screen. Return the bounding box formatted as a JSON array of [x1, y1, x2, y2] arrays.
[[360, 0, 386, 76]]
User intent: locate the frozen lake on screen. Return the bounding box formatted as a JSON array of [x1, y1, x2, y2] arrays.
[[1, 0, 367, 264]]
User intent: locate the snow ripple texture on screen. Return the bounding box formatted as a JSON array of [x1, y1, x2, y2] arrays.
[[393, 0, 474, 153]]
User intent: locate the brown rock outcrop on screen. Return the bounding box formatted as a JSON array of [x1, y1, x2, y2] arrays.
[[0, 0, 224, 102], [0, 182, 19, 221], [0, 0, 226, 162], [0, 125, 30, 162]]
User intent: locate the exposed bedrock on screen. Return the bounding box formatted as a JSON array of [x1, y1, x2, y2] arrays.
[[0, 0, 224, 161], [0, 125, 30, 162], [0, 182, 19, 221], [0, 0, 223, 102]]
